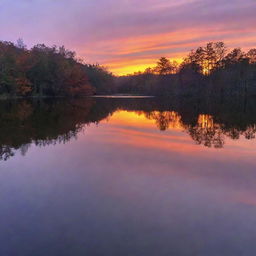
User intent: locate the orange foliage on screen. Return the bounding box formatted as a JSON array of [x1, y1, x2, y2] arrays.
[[16, 77, 32, 96]]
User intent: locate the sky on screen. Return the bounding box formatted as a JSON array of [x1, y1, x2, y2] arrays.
[[0, 0, 256, 75]]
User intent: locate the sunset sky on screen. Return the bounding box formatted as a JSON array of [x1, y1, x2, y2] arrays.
[[1, 0, 256, 75]]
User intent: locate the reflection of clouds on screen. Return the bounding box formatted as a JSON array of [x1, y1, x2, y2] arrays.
[[89, 116, 256, 213], [79, 117, 256, 221], [1, 106, 256, 254], [237, 195, 256, 207], [2, 104, 256, 163], [108, 111, 256, 149], [97, 125, 194, 152]]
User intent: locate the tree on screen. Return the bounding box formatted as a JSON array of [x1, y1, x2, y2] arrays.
[[247, 49, 256, 63], [144, 67, 154, 74], [155, 57, 174, 75], [0, 41, 112, 97], [213, 42, 227, 67], [222, 48, 246, 67], [16, 38, 27, 49]]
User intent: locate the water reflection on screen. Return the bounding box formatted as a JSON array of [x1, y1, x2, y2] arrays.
[[1, 97, 256, 160], [1, 97, 256, 256]]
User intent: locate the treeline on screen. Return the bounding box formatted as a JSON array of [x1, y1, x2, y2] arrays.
[[1, 40, 256, 98], [115, 42, 256, 98], [1, 96, 256, 160], [0, 40, 114, 98]]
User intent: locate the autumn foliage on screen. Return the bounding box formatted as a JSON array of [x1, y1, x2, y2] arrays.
[[0, 40, 112, 97]]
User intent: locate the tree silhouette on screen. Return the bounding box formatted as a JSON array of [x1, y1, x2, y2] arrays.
[[155, 57, 174, 75]]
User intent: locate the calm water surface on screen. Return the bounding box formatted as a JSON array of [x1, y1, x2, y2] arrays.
[[1, 98, 256, 256]]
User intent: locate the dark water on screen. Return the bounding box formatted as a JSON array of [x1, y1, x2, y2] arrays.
[[1, 97, 256, 256]]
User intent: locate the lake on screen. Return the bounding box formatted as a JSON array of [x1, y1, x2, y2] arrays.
[[1, 97, 256, 256]]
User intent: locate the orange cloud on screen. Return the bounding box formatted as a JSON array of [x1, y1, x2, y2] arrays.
[[79, 26, 256, 75], [2, 0, 255, 76]]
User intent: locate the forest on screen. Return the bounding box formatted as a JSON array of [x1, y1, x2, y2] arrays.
[[116, 42, 256, 99], [0, 40, 256, 98], [0, 39, 114, 98]]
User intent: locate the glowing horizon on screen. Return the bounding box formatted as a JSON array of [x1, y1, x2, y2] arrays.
[[1, 0, 256, 75]]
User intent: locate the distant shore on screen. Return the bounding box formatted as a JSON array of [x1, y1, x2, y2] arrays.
[[92, 94, 155, 99], [0, 94, 155, 100]]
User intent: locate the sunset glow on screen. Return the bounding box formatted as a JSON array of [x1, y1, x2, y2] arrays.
[[2, 1, 256, 254], [1, 0, 256, 75]]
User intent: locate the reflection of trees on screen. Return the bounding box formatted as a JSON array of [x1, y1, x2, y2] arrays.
[[1, 96, 256, 160], [141, 111, 226, 148], [186, 115, 225, 148], [0, 146, 14, 161], [145, 111, 182, 131], [138, 109, 256, 148], [94, 97, 256, 148], [0, 98, 113, 161], [244, 125, 256, 139]]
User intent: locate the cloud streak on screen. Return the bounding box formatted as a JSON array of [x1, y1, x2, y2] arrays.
[[0, 0, 256, 74]]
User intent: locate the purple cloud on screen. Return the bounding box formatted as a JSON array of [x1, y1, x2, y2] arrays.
[[0, 0, 255, 73]]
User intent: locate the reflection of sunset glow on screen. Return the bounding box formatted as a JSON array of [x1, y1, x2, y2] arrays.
[[99, 110, 256, 150], [145, 111, 183, 130], [93, 110, 256, 157], [106, 110, 184, 130], [104, 111, 156, 128], [107, 111, 217, 132], [198, 114, 215, 129]]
